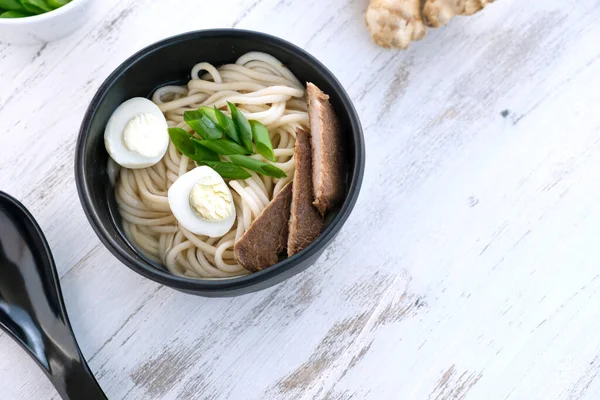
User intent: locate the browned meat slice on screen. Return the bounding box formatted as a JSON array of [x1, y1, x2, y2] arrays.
[[288, 129, 324, 256], [306, 82, 346, 215], [234, 183, 293, 272]]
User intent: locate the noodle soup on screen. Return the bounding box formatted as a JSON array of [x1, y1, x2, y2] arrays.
[[104, 51, 345, 280], [77, 30, 365, 295]]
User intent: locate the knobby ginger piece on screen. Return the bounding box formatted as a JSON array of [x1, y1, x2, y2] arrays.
[[365, 0, 426, 49], [366, 0, 496, 48], [423, 0, 495, 28]]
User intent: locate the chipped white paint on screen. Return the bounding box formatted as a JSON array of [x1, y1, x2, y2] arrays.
[[1, 0, 600, 399]]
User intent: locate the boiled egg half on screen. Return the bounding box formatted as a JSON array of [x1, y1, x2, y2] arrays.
[[168, 166, 236, 237], [104, 97, 169, 169]]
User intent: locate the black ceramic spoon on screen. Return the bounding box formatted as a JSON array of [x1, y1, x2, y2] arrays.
[[0, 191, 107, 400]]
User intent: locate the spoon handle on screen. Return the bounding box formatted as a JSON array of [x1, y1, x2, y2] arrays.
[[53, 355, 107, 400]]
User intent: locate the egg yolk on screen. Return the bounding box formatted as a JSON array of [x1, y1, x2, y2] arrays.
[[188, 176, 233, 222], [122, 113, 168, 158]]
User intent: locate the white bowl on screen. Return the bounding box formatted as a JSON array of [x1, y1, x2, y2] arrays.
[[0, 0, 94, 45]]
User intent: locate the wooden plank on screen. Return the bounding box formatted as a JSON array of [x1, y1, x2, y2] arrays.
[[1, 0, 600, 399]]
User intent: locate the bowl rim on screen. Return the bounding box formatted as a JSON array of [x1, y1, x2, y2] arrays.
[[75, 29, 365, 293], [0, 0, 85, 24]]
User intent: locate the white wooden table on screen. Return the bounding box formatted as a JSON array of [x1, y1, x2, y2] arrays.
[[1, 0, 600, 399]]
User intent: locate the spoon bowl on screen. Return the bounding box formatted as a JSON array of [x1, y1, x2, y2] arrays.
[[0, 191, 106, 400]]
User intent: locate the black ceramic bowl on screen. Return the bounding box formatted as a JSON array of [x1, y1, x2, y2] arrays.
[[75, 29, 365, 297]]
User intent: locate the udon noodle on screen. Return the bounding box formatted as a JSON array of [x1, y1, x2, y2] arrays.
[[115, 52, 309, 279]]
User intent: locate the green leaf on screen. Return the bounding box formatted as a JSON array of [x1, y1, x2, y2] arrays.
[[0, 0, 25, 11], [168, 128, 219, 162], [184, 110, 222, 140], [194, 138, 251, 156], [214, 107, 241, 144], [0, 9, 30, 16], [228, 155, 287, 179], [228, 102, 253, 152], [250, 120, 275, 162], [197, 161, 252, 180]]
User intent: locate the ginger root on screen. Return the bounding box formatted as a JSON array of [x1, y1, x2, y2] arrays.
[[365, 0, 427, 50], [366, 0, 495, 48]]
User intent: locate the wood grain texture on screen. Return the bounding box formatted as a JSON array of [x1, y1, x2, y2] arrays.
[[1, 0, 600, 399]]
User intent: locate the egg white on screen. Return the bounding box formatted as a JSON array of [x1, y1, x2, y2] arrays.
[[168, 167, 236, 238], [104, 97, 169, 169]]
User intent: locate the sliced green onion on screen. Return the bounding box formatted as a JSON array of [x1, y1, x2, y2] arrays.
[[197, 161, 251, 180], [169, 127, 195, 155], [0, 10, 30, 17], [184, 110, 223, 140], [168, 128, 220, 162], [14, 2, 42, 14], [228, 102, 253, 152], [0, 0, 25, 11], [194, 138, 251, 156], [198, 106, 219, 125], [0, 0, 71, 16], [21, 0, 51, 12], [214, 107, 241, 144], [228, 155, 287, 179], [250, 120, 275, 162], [46, 0, 70, 9]]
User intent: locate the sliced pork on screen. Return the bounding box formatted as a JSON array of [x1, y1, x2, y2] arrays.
[[306, 82, 346, 215], [288, 129, 323, 256], [234, 183, 293, 272]]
